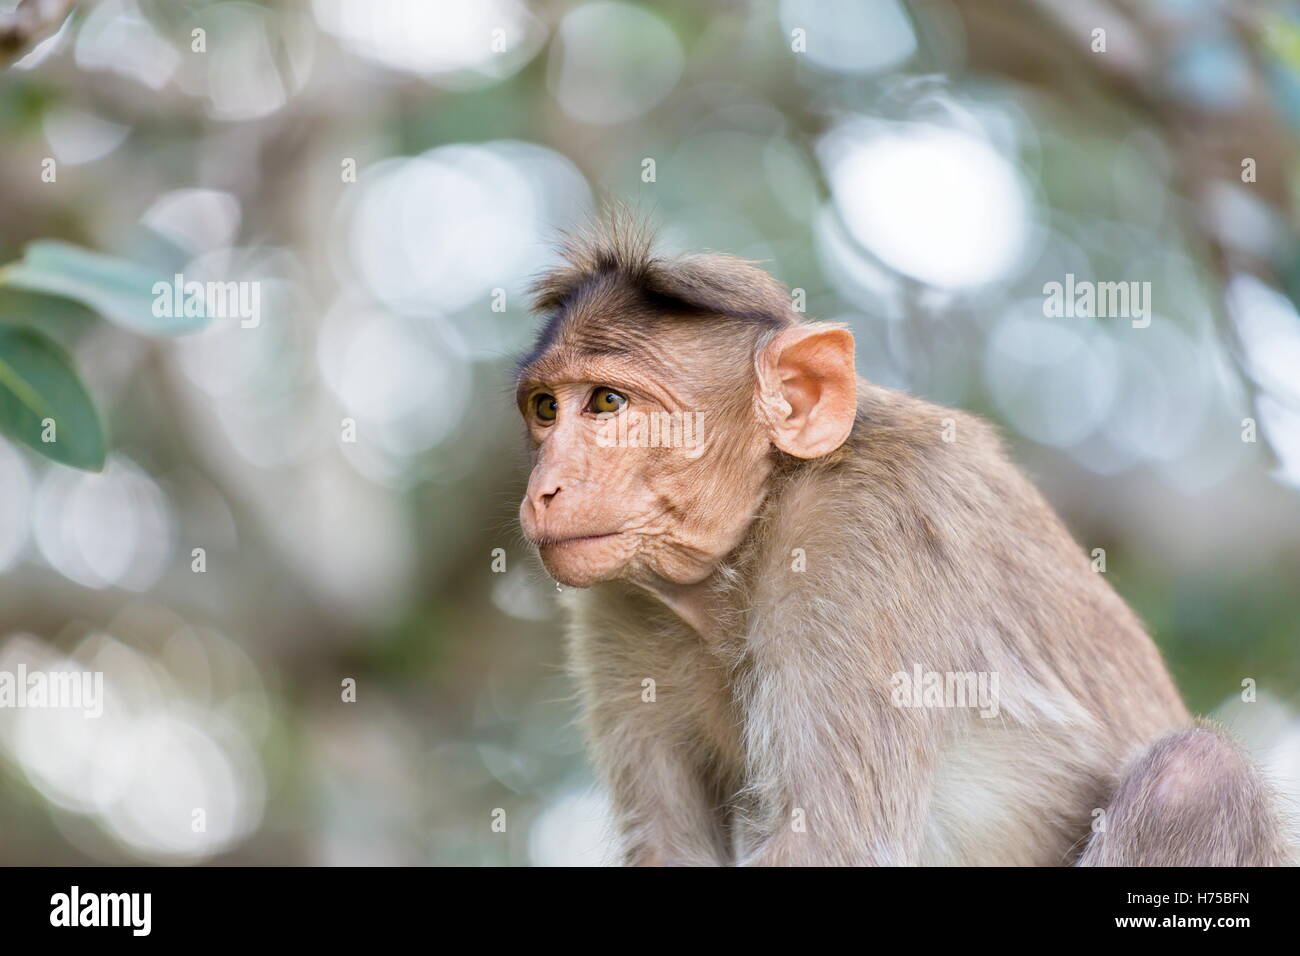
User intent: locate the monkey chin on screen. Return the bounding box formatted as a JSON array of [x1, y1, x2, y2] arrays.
[[538, 533, 631, 588]]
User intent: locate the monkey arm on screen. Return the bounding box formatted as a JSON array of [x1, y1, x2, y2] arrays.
[[581, 690, 738, 866], [566, 587, 737, 866], [733, 631, 940, 867], [597, 736, 733, 867]]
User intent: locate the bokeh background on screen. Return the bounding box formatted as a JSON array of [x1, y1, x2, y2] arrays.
[[0, 0, 1298, 865]]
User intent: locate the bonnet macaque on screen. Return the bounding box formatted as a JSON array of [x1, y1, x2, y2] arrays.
[[515, 218, 1291, 866]]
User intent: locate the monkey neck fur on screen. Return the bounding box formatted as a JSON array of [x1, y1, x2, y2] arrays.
[[631, 576, 731, 641]]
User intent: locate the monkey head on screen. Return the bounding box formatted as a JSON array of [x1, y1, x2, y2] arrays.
[[516, 227, 857, 590]]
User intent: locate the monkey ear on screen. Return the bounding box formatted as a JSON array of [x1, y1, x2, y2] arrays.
[[756, 324, 857, 458]]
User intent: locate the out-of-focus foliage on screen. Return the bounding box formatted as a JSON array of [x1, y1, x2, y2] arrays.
[[0, 0, 1296, 865], [0, 237, 211, 469], [0, 323, 103, 468], [5, 239, 211, 336]]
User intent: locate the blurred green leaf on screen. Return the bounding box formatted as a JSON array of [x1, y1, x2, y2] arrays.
[[0, 324, 105, 471], [1, 240, 209, 337], [0, 285, 99, 340]]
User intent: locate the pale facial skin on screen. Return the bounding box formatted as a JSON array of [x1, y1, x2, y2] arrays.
[[517, 357, 771, 591], [517, 324, 858, 631]]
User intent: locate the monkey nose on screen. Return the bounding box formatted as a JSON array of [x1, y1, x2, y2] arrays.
[[528, 480, 562, 512]]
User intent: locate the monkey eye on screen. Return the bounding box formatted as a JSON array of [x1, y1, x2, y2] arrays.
[[533, 393, 558, 422], [587, 387, 628, 415]]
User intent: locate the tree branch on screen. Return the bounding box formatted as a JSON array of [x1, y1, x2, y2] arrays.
[[0, 0, 77, 69]]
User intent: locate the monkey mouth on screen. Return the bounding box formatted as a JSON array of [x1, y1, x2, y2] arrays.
[[534, 532, 622, 548]]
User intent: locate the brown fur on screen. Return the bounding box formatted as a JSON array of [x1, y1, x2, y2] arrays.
[[520, 218, 1294, 866], [1079, 724, 1293, 866]]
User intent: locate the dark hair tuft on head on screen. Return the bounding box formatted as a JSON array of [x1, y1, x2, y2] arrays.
[[530, 205, 797, 330]]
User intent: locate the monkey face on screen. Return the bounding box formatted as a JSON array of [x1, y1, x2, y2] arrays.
[[516, 367, 771, 589], [514, 246, 859, 592]]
